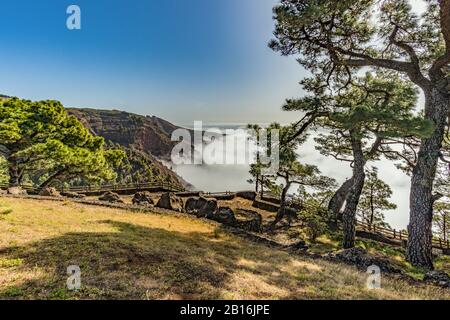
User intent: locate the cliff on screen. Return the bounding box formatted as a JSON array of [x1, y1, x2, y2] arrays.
[[68, 108, 191, 189]]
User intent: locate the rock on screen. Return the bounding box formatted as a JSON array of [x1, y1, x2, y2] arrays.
[[328, 247, 402, 274], [132, 192, 155, 206], [39, 187, 61, 197], [213, 207, 237, 226], [279, 207, 299, 223], [236, 209, 262, 232], [197, 199, 218, 219], [176, 191, 202, 198], [7, 187, 27, 195], [424, 270, 450, 288], [99, 191, 124, 203], [209, 193, 236, 201], [184, 196, 217, 218], [252, 199, 279, 213], [289, 240, 308, 251], [236, 191, 257, 201], [261, 195, 280, 205], [61, 191, 86, 199], [156, 192, 183, 212], [184, 197, 199, 214]]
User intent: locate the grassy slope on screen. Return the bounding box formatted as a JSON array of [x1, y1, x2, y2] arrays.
[[0, 197, 448, 300]]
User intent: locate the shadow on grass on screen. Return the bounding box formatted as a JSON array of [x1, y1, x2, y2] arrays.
[[0, 220, 300, 300]]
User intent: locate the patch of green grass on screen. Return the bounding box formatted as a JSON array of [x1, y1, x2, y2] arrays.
[[435, 256, 450, 274], [0, 257, 23, 268], [49, 288, 71, 300], [1, 287, 23, 298]]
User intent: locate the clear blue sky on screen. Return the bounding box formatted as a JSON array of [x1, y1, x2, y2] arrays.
[[0, 0, 306, 125]]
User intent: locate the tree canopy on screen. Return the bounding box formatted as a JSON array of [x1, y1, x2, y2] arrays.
[[270, 0, 450, 269], [0, 98, 124, 189]]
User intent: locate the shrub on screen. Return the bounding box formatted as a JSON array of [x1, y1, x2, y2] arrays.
[[298, 210, 329, 242]]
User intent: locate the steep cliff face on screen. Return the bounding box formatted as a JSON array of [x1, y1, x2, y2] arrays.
[[68, 108, 180, 159], [68, 108, 191, 189]]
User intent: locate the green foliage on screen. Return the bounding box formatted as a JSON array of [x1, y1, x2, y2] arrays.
[[0, 98, 125, 187], [433, 201, 450, 241], [297, 202, 330, 242], [357, 167, 396, 229], [0, 157, 7, 184], [110, 144, 180, 187], [248, 122, 335, 199], [270, 0, 444, 84]]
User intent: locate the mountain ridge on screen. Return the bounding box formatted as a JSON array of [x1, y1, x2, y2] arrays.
[[67, 107, 192, 189]]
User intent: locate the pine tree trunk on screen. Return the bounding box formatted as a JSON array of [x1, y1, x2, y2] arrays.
[[271, 181, 291, 228], [8, 160, 20, 186], [407, 88, 448, 270], [328, 177, 354, 221], [369, 187, 374, 230], [342, 132, 366, 249]]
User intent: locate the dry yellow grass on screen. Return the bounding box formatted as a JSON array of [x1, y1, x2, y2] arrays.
[[0, 197, 448, 300]]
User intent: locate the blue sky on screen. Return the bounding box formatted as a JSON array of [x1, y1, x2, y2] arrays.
[[0, 0, 305, 125]]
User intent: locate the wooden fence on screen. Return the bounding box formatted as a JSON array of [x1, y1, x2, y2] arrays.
[[357, 219, 450, 250], [63, 181, 184, 193], [0, 182, 185, 194]]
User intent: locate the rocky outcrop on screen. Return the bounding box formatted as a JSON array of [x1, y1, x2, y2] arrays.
[[197, 199, 218, 219], [61, 191, 86, 199], [156, 193, 183, 212], [235, 209, 262, 232], [176, 191, 202, 198], [7, 187, 27, 195], [132, 192, 156, 206], [184, 197, 217, 218], [99, 191, 124, 203], [424, 270, 450, 288], [213, 207, 237, 226], [67, 108, 189, 190], [68, 108, 186, 160], [327, 247, 402, 274], [288, 240, 309, 252], [252, 199, 279, 213], [39, 187, 61, 197], [236, 191, 257, 201]]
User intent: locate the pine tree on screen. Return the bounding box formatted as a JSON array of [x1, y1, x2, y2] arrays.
[[357, 167, 397, 230], [282, 73, 431, 248], [270, 0, 450, 269], [0, 98, 125, 188], [433, 201, 450, 242]]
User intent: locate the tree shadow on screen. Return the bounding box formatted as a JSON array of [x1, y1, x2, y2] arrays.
[[0, 220, 309, 300]]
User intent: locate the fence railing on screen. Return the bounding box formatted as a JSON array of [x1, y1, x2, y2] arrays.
[[62, 182, 185, 193], [0, 182, 185, 194], [202, 191, 234, 196], [357, 219, 450, 250]]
